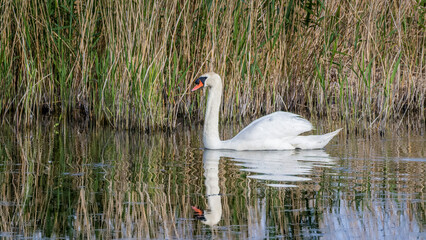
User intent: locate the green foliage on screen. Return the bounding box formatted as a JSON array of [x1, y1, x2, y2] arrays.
[[0, 0, 424, 130]]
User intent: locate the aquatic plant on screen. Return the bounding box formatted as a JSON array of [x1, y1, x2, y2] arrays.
[[0, 0, 424, 130]]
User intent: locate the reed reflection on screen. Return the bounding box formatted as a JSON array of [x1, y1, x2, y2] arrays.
[[2, 123, 423, 239]]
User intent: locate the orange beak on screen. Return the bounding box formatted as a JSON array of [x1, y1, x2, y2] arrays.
[[191, 81, 204, 92]]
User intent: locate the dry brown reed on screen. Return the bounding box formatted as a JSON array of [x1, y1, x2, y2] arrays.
[[0, 0, 424, 131]]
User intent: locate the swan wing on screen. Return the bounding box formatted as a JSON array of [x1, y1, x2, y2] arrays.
[[230, 111, 313, 141]]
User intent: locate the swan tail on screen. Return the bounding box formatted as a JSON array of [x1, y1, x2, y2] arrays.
[[291, 128, 342, 149]]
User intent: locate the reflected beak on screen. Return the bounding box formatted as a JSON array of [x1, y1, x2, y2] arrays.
[[192, 206, 203, 215], [191, 206, 206, 220], [191, 82, 204, 92]]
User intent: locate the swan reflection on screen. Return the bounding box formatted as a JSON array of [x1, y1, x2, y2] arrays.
[[222, 149, 334, 187], [192, 149, 334, 226], [192, 150, 222, 226]]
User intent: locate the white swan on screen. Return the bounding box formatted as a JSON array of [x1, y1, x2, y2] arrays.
[[192, 72, 342, 150]]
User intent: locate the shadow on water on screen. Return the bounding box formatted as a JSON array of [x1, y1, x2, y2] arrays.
[[0, 122, 424, 239]]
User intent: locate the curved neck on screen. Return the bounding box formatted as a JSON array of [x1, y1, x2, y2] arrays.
[[203, 83, 222, 149]]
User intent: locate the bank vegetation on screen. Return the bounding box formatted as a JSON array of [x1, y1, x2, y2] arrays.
[[0, 0, 424, 130]]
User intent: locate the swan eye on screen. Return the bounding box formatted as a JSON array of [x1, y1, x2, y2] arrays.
[[195, 76, 207, 85], [192, 76, 207, 91]]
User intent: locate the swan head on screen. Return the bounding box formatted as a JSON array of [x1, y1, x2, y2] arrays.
[[191, 72, 222, 92]]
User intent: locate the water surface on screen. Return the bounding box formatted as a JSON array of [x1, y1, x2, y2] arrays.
[[0, 122, 424, 239]]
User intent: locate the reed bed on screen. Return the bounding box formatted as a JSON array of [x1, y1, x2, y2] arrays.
[[0, 0, 424, 130]]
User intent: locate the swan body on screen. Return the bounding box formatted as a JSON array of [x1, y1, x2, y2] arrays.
[[192, 72, 341, 150]]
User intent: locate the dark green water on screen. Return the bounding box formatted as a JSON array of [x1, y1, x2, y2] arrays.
[[0, 122, 424, 239]]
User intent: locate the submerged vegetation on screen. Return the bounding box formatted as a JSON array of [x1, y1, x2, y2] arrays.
[[0, 0, 424, 130]]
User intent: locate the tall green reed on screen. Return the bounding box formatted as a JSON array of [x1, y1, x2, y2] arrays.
[[0, 0, 424, 131]]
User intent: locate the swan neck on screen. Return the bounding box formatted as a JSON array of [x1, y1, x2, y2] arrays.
[[203, 83, 222, 149]]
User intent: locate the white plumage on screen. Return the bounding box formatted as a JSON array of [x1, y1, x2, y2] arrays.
[[192, 72, 341, 150]]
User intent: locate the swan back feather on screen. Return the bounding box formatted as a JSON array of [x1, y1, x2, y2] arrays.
[[231, 111, 313, 142]]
